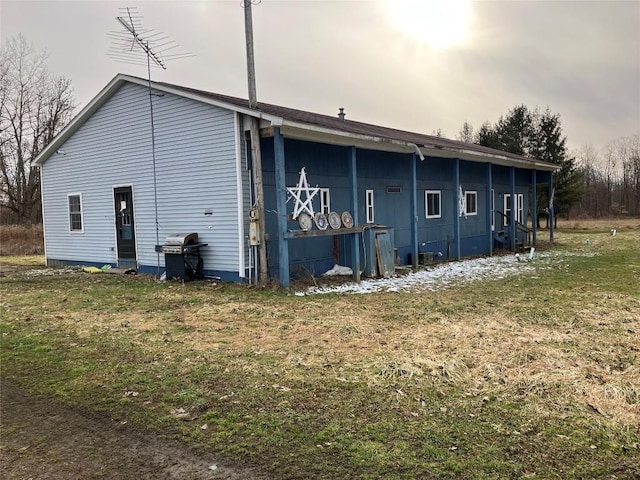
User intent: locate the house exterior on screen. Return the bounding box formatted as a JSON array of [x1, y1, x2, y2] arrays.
[[33, 74, 558, 286]]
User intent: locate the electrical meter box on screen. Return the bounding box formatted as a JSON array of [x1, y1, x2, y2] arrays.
[[249, 208, 260, 246]]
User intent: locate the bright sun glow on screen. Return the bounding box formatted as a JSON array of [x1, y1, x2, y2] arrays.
[[388, 0, 471, 49]]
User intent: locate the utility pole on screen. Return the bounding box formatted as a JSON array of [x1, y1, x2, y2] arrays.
[[243, 1, 268, 284]]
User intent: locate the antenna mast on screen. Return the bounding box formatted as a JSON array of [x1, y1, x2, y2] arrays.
[[108, 7, 193, 276]]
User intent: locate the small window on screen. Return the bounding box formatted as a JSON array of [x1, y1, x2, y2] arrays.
[[365, 189, 375, 223], [503, 193, 523, 225], [517, 193, 524, 224], [319, 188, 330, 215], [425, 190, 441, 218], [491, 188, 495, 231], [465, 191, 478, 216], [68, 194, 83, 233], [504, 194, 511, 226]]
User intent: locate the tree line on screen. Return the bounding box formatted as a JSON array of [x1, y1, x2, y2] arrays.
[[458, 107, 639, 221], [575, 136, 640, 217]]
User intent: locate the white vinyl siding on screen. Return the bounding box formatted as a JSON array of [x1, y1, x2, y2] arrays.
[[425, 190, 441, 218], [41, 82, 241, 274], [365, 189, 374, 223], [67, 193, 83, 232]]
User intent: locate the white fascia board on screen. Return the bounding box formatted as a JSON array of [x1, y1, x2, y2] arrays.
[[33, 74, 127, 166], [279, 121, 558, 172]]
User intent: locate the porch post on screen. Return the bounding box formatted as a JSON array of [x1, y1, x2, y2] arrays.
[[453, 158, 461, 260], [410, 153, 418, 270], [531, 170, 537, 246], [273, 127, 290, 287], [510, 166, 516, 251], [486, 163, 493, 255], [349, 146, 361, 281]]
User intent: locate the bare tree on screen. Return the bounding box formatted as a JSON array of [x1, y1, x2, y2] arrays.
[[630, 134, 640, 216], [0, 34, 75, 224], [574, 135, 640, 218], [620, 134, 640, 216], [575, 144, 603, 217], [457, 120, 474, 143], [601, 141, 620, 216]]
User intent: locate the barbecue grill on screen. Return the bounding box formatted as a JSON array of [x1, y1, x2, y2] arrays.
[[155, 233, 207, 281]]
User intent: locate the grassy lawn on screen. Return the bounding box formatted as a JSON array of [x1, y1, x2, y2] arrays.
[[1, 226, 639, 479]]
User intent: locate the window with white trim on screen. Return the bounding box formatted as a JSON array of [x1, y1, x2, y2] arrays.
[[465, 191, 478, 216], [365, 189, 375, 223], [516, 193, 524, 224], [319, 188, 330, 215], [503, 194, 511, 227], [503, 193, 524, 225], [491, 188, 495, 231], [425, 190, 441, 218], [68, 194, 83, 233]]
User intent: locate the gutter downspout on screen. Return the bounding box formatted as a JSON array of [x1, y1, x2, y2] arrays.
[[410, 153, 418, 270]]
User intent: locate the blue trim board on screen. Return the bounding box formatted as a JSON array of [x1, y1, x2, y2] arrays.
[[46, 258, 244, 282]]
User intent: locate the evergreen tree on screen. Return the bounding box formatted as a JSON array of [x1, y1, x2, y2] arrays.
[[471, 105, 584, 222]]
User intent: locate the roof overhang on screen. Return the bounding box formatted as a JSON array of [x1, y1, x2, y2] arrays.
[[274, 122, 559, 172]]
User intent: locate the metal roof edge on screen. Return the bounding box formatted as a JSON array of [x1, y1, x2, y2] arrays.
[[146, 80, 284, 125], [279, 121, 559, 171]]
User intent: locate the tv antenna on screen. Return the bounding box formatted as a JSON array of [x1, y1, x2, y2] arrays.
[[108, 7, 193, 277], [107, 6, 194, 71]]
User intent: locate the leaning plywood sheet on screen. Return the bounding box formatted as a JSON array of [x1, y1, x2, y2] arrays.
[[374, 230, 395, 278]]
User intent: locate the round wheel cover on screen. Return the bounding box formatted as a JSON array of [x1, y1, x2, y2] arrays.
[[314, 212, 328, 230], [298, 212, 312, 231], [328, 211, 342, 229], [341, 211, 354, 228]]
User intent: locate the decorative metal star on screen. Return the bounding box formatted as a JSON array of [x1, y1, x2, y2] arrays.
[[286, 167, 319, 220]]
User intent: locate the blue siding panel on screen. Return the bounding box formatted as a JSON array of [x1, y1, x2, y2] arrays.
[[261, 138, 541, 274]]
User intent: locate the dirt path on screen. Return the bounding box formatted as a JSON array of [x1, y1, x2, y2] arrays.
[[0, 379, 272, 480]]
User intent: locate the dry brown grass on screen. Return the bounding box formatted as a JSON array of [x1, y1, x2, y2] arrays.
[[559, 216, 640, 231], [0, 224, 44, 255], [2, 223, 638, 430], [45, 279, 638, 426]]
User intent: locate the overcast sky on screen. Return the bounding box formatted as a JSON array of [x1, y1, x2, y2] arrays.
[[2, 0, 639, 153]]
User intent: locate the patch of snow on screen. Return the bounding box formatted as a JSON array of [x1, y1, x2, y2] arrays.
[[23, 268, 77, 277], [323, 264, 353, 276], [300, 250, 597, 295]]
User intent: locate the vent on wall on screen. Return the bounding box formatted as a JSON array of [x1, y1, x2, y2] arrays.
[[386, 186, 402, 194]]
